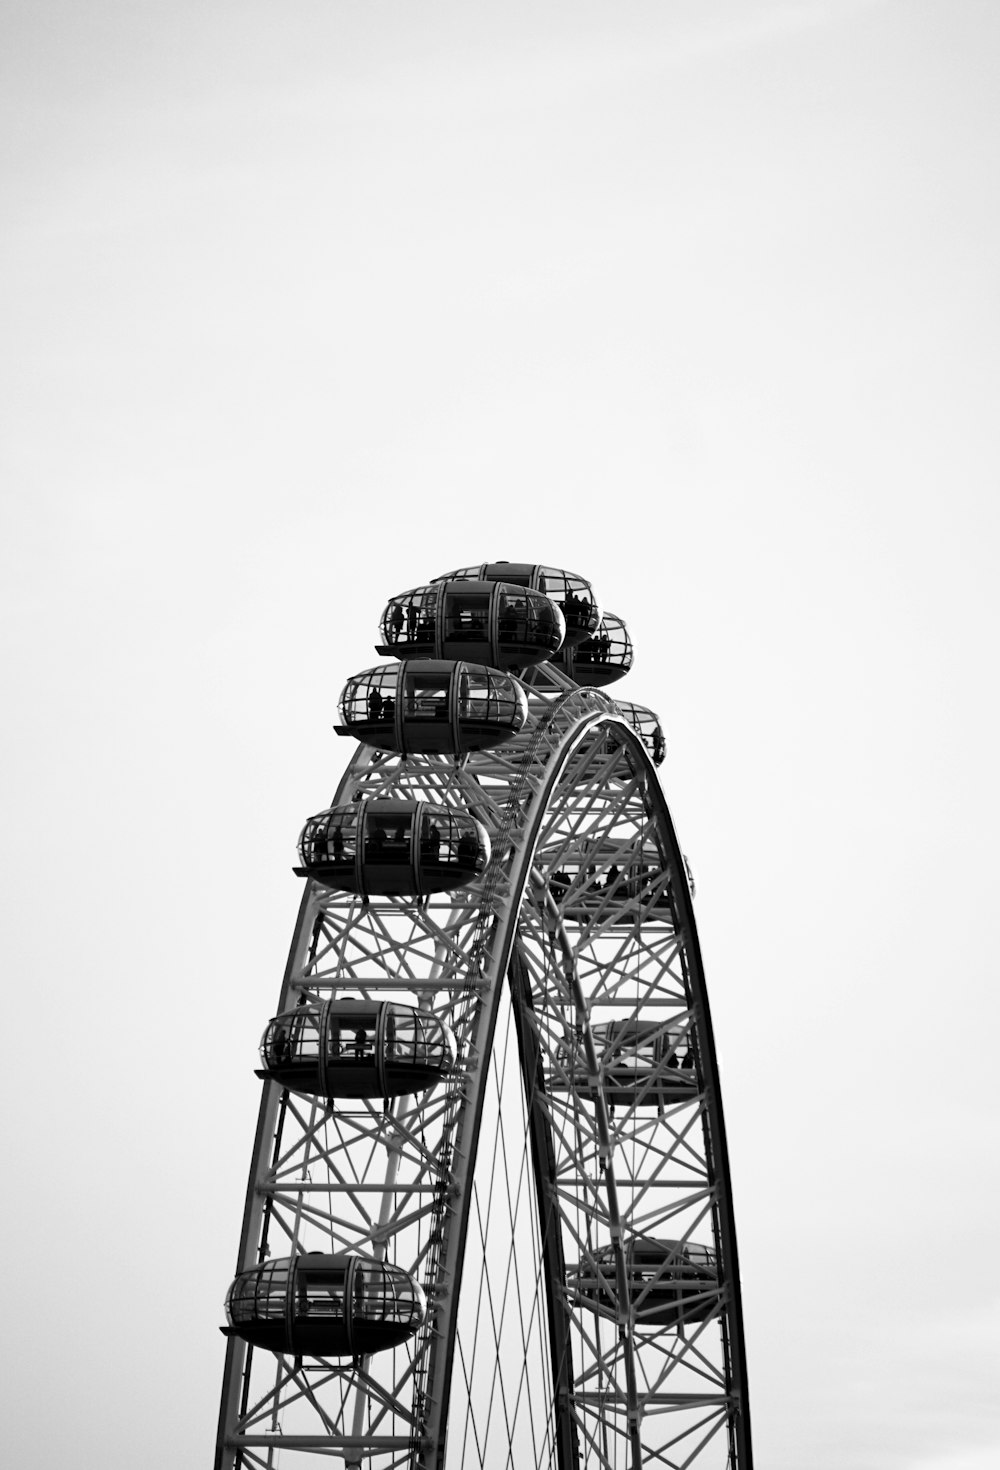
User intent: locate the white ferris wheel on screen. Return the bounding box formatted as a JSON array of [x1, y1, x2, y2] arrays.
[[215, 562, 752, 1470]]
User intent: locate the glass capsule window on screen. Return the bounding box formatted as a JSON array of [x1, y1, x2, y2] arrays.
[[496, 586, 528, 641], [494, 586, 563, 651], [628, 1239, 717, 1272], [357, 1262, 425, 1328], [457, 667, 488, 719], [328, 1010, 378, 1062], [547, 860, 623, 901], [600, 1024, 695, 1071], [364, 809, 412, 862], [537, 567, 600, 643], [618, 862, 669, 902], [456, 667, 526, 730], [339, 666, 398, 728], [443, 589, 491, 643], [583, 1239, 717, 1275], [608, 1033, 658, 1071], [419, 808, 488, 873], [227, 1259, 292, 1326], [526, 588, 564, 649], [575, 613, 633, 672], [681, 1243, 716, 1270], [404, 668, 451, 721], [614, 701, 667, 765], [297, 1262, 349, 1319], [379, 588, 438, 653], [262, 1007, 323, 1068], [298, 809, 359, 869], [386, 1007, 448, 1068]]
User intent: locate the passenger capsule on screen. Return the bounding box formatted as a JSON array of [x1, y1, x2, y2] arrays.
[[552, 613, 633, 687], [613, 701, 667, 765], [572, 1238, 720, 1328], [222, 1253, 426, 1357], [376, 580, 564, 671], [557, 1020, 698, 1107], [436, 563, 601, 646], [258, 999, 457, 1099], [546, 857, 674, 925], [335, 660, 528, 756], [295, 798, 490, 898]]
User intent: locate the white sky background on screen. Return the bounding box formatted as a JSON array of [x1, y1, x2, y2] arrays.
[[2, 0, 998, 1465]]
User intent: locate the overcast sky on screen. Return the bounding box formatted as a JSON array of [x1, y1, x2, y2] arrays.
[[2, 2, 999, 1467]]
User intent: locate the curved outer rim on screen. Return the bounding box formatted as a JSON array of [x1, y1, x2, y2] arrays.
[[417, 700, 751, 1470], [636, 728, 752, 1468], [216, 689, 751, 1470]]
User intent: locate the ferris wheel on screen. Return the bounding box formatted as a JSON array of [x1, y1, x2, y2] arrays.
[[215, 563, 752, 1470]]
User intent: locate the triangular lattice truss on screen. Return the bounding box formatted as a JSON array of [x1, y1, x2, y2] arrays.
[[216, 667, 750, 1470]]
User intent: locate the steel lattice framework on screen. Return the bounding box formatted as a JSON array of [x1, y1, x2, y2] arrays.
[[216, 660, 751, 1470]]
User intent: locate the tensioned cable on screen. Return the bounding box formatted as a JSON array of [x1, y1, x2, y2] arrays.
[[461, 993, 531, 1464], [499, 970, 558, 1470]]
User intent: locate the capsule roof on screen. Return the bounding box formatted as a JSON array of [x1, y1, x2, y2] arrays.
[[551, 612, 633, 687]]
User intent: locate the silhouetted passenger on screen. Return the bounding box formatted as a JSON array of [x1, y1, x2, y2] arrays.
[[550, 870, 570, 900], [354, 1026, 367, 1060], [423, 820, 442, 860], [407, 603, 418, 638], [368, 687, 383, 721], [332, 825, 344, 860], [390, 603, 404, 642]]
